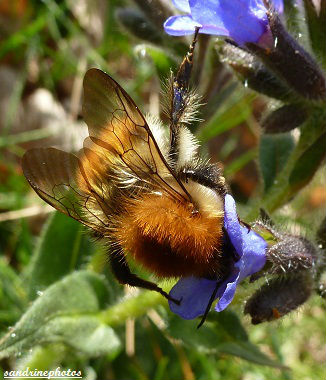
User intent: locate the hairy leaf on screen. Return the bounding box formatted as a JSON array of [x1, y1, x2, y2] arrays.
[[289, 132, 326, 192], [0, 271, 117, 359], [26, 212, 92, 300], [167, 312, 283, 367], [259, 133, 295, 192]]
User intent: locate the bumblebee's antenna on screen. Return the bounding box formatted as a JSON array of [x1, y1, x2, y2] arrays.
[[173, 26, 200, 94], [169, 27, 200, 161]]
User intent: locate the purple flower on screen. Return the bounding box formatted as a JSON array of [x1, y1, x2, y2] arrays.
[[164, 0, 284, 46], [169, 194, 267, 320]]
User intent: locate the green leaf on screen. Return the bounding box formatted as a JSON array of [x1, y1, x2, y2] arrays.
[[26, 212, 92, 300], [39, 316, 121, 357], [168, 311, 249, 352], [217, 342, 286, 368], [224, 149, 257, 177], [167, 312, 283, 367], [0, 258, 27, 324], [135, 44, 177, 79], [259, 133, 295, 192], [303, 0, 326, 68], [168, 315, 228, 353], [0, 271, 118, 359], [207, 310, 248, 342], [289, 132, 326, 192], [198, 93, 255, 142], [284, 0, 307, 36]]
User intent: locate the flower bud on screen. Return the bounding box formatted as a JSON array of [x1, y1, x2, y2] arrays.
[[219, 43, 295, 102], [133, 0, 172, 28], [254, 221, 317, 275], [247, 8, 326, 101], [116, 8, 163, 44], [244, 272, 313, 324], [267, 235, 316, 274], [262, 104, 308, 133]]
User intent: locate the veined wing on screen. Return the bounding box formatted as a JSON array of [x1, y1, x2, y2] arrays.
[[22, 147, 110, 234], [82, 68, 192, 204]]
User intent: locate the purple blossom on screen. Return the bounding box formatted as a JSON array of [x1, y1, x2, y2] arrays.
[[169, 194, 267, 320], [164, 0, 284, 46]]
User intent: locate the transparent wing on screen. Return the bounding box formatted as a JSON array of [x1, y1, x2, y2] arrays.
[[22, 147, 110, 234], [82, 68, 192, 204], [23, 69, 193, 233]]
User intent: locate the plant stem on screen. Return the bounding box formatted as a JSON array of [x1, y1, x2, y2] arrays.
[[245, 113, 326, 221], [99, 287, 167, 326]]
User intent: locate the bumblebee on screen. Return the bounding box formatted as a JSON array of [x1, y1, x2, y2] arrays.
[[22, 30, 228, 304]]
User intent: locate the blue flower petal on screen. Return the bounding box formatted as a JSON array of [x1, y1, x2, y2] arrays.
[[169, 276, 217, 319], [190, 0, 267, 45], [224, 193, 243, 256], [173, 0, 190, 13], [215, 268, 239, 312], [214, 229, 267, 312], [165, 0, 283, 45], [168, 194, 268, 319], [238, 224, 267, 281], [164, 15, 202, 36], [192, 25, 229, 36], [214, 194, 267, 311], [224, 194, 267, 278], [272, 0, 284, 13]]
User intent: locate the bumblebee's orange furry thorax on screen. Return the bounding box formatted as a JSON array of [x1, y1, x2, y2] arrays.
[[116, 193, 224, 278]]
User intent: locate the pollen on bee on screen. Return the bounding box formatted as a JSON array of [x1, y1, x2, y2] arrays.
[[115, 193, 225, 278]]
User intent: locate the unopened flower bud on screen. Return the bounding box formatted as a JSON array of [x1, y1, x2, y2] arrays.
[[267, 235, 316, 274], [247, 8, 326, 101], [133, 0, 172, 28], [116, 8, 163, 44], [253, 221, 317, 275], [262, 104, 308, 133], [219, 43, 295, 102], [244, 272, 313, 324]]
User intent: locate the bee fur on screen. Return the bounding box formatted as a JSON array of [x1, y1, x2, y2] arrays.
[[22, 30, 229, 308]]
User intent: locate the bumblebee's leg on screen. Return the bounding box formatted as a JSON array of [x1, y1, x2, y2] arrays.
[[109, 247, 181, 305]]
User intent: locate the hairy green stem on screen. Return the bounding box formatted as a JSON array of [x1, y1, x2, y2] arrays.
[[99, 287, 167, 326]]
